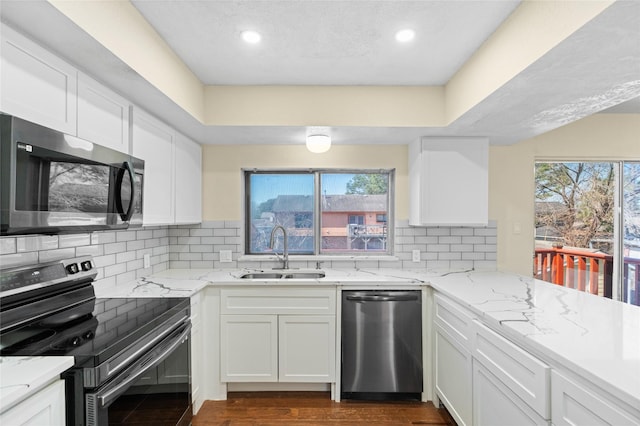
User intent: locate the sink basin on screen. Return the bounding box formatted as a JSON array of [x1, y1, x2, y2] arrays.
[[239, 271, 326, 280], [239, 273, 284, 279], [281, 272, 326, 279]]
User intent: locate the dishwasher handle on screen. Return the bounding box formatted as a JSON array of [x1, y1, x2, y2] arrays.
[[346, 294, 419, 302]]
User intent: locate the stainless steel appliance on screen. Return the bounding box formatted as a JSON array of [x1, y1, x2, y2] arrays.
[[341, 290, 422, 400], [0, 257, 192, 426], [0, 114, 144, 235]]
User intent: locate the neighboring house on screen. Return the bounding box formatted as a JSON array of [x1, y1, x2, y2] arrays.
[[321, 194, 388, 251], [263, 194, 388, 251]]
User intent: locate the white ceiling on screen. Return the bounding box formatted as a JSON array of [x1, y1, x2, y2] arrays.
[[130, 0, 521, 85], [0, 1, 639, 146]]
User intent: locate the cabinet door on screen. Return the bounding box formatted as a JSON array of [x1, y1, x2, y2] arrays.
[[278, 315, 335, 382], [0, 380, 65, 426], [132, 109, 175, 225], [77, 72, 130, 153], [551, 370, 640, 426], [473, 360, 548, 426], [1, 24, 77, 134], [220, 315, 278, 382], [409, 137, 488, 226], [174, 132, 202, 224], [435, 324, 473, 426]]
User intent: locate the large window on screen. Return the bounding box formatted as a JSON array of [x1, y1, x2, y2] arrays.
[[245, 170, 393, 256], [534, 161, 640, 306]]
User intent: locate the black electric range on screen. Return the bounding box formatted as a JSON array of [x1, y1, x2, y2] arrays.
[[0, 256, 192, 426]]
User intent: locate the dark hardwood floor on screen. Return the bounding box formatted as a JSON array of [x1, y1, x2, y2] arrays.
[[192, 392, 456, 425]]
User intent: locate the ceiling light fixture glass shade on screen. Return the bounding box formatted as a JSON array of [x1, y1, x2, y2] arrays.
[[241, 30, 261, 44], [395, 29, 415, 43], [306, 127, 331, 153]]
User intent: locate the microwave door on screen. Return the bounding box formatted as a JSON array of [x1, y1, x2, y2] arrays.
[[12, 143, 127, 231]]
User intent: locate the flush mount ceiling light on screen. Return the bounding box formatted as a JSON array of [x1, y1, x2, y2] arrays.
[[241, 30, 261, 44], [395, 29, 415, 43], [306, 127, 331, 153]]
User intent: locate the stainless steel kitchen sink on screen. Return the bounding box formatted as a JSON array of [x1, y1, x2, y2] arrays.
[[239, 271, 326, 279]]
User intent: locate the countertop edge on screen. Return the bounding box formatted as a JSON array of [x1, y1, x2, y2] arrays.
[[0, 356, 74, 414]]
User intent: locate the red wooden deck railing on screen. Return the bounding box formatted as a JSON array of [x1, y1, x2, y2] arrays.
[[533, 247, 614, 298]]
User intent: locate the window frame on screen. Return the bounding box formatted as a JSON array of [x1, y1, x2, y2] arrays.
[[243, 168, 395, 257]]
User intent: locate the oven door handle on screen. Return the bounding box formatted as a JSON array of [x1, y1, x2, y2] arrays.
[[94, 322, 191, 408]]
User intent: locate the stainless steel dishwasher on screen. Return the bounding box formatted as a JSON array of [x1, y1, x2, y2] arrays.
[[341, 290, 422, 400]]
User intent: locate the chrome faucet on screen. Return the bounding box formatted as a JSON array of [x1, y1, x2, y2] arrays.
[[269, 225, 289, 270]]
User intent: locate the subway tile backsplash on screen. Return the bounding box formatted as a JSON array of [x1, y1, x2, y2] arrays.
[[0, 220, 496, 290]]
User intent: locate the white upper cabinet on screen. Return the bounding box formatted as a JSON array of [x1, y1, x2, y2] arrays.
[[409, 137, 488, 226], [77, 72, 131, 154], [174, 132, 202, 224], [132, 109, 176, 225], [0, 24, 77, 134]]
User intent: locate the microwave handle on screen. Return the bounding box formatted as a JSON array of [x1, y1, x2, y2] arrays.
[[115, 161, 136, 222]]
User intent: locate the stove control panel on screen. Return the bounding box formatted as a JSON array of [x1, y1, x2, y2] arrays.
[[0, 256, 97, 297]]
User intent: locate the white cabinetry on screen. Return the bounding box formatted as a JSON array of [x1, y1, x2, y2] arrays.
[[472, 320, 550, 421], [551, 370, 640, 426], [174, 132, 202, 224], [434, 293, 550, 426], [0, 380, 65, 426], [221, 314, 279, 381], [132, 109, 202, 225], [473, 360, 548, 426], [190, 291, 204, 414], [132, 109, 176, 225], [220, 288, 336, 383], [77, 72, 130, 153], [409, 137, 488, 226], [1, 24, 77, 134], [434, 294, 474, 426]]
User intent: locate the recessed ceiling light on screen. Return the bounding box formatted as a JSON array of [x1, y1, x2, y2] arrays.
[[241, 30, 261, 44], [395, 29, 415, 43]]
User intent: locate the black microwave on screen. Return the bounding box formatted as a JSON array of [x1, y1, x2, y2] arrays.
[[0, 114, 144, 235]]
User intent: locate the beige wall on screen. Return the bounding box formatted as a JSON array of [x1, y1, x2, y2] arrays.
[[202, 114, 640, 276], [491, 114, 640, 275], [202, 144, 408, 221]]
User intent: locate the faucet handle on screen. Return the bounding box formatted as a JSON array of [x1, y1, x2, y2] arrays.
[[316, 261, 324, 270]]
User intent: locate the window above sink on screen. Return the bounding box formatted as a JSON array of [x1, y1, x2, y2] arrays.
[[244, 169, 394, 258]]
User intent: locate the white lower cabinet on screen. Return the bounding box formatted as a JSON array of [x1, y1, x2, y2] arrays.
[[220, 314, 335, 383], [434, 294, 474, 426], [221, 314, 279, 382], [435, 325, 472, 426], [0, 380, 65, 426], [219, 288, 336, 384], [473, 360, 548, 426], [278, 315, 336, 382], [551, 370, 640, 426]]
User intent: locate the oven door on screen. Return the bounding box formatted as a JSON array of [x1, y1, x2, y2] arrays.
[[1, 114, 143, 235], [83, 323, 192, 426]]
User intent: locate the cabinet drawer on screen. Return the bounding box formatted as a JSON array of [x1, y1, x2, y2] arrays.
[[434, 294, 474, 350], [551, 370, 640, 426], [473, 359, 549, 426], [220, 288, 336, 315], [473, 320, 550, 419]]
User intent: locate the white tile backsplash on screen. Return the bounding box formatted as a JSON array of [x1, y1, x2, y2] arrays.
[[0, 220, 498, 289]]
